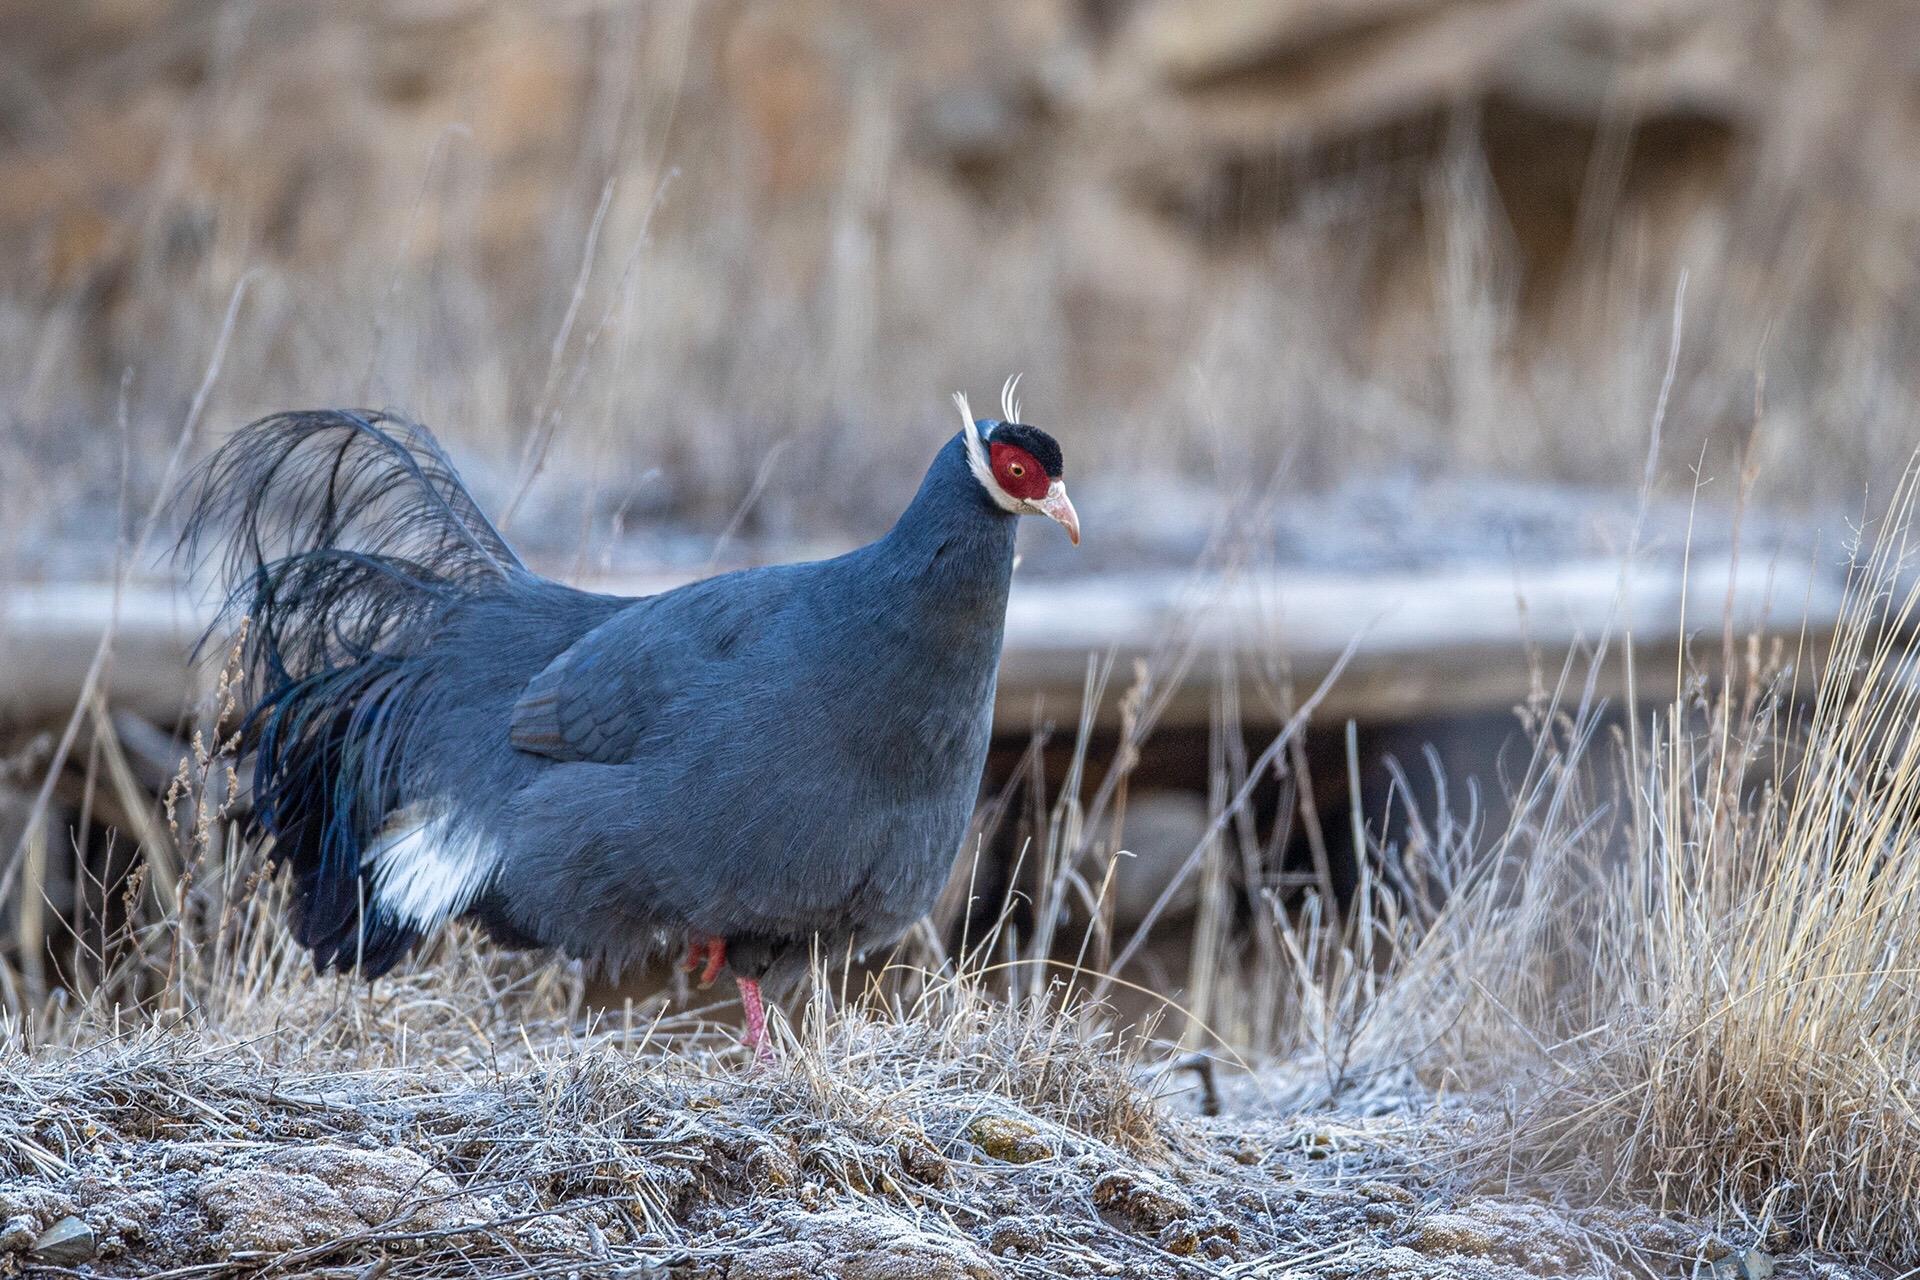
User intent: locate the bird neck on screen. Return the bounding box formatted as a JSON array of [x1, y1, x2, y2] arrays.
[[875, 434, 1019, 614]]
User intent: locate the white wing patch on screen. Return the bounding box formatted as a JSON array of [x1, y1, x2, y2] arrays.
[[951, 391, 1023, 514], [365, 808, 495, 933]]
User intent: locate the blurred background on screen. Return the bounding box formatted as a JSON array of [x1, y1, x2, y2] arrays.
[[2, 0, 1915, 1000], [4, 0, 1917, 561]]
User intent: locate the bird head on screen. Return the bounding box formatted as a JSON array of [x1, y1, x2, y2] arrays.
[[953, 378, 1080, 545]]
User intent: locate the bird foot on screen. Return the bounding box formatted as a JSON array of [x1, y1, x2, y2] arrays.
[[681, 936, 726, 988], [738, 976, 773, 1064]]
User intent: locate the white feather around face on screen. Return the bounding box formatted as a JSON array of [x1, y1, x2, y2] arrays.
[[951, 391, 1024, 514], [365, 808, 496, 933]]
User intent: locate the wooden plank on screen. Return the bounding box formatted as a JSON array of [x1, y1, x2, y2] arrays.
[[1, 584, 212, 726], [0, 552, 1850, 731], [995, 553, 1850, 726]]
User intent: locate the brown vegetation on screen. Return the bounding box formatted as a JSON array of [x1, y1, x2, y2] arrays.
[[6, 0, 1920, 566], [3, 461, 1918, 1272]]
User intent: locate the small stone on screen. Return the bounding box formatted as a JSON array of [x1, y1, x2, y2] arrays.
[[1710, 1249, 1778, 1280], [31, 1217, 96, 1266], [1156, 1219, 1199, 1255], [987, 1218, 1045, 1256], [1091, 1170, 1192, 1234], [744, 1141, 798, 1189], [1408, 1214, 1497, 1256], [1359, 1180, 1415, 1204], [966, 1116, 1052, 1164]]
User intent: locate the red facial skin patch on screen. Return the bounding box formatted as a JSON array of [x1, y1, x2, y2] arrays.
[[989, 442, 1049, 501]]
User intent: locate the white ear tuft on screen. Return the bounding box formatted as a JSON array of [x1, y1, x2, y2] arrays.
[[1000, 372, 1024, 425], [952, 390, 1022, 512], [952, 390, 978, 438]]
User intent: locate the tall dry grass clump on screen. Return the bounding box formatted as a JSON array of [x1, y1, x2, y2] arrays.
[[1551, 468, 1920, 1257], [1300, 460, 1920, 1260], [1151, 450, 1920, 1261]]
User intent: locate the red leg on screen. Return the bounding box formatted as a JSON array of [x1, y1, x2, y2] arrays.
[[681, 936, 726, 988], [738, 976, 773, 1062]]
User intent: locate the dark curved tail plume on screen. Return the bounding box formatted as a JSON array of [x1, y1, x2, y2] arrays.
[[178, 410, 521, 975]]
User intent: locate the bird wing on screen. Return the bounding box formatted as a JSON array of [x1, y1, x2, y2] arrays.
[[507, 570, 789, 763]]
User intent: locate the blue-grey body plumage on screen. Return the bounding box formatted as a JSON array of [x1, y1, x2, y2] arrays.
[[180, 409, 1060, 989]]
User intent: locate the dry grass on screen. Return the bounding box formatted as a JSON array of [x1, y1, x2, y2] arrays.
[[1240, 460, 1920, 1263], [1514, 469, 1920, 1256], [10, 466, 1920, 1270], [7, 447, 1920, 1269], [0, 874, 1732, 1278], [6, 3, 1920, 572], [0, 684, 1411, 1277]]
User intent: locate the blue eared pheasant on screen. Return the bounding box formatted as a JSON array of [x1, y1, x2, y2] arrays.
[[180, 389, 1077, 1055]]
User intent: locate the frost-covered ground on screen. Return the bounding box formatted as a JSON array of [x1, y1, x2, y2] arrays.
[[0, 1003, 1857, 1280]]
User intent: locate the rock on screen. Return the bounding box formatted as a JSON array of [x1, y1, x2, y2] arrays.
[[727, 1210, 1000, 1280], [1407, 1213, 1498, 1256], [1359, 1179, 1416, 1204], [1155, 1218, 1200, 1255], [1711, 1249, 1777, 1280], [194, 1145, 490, 1255], [966, 1115, 1053, 1164], [30, 1216, 96, 1266], [1090, 1169, 1192, 1234]]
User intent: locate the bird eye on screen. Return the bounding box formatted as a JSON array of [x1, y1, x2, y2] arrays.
[[1010, 463, 1025, 477]]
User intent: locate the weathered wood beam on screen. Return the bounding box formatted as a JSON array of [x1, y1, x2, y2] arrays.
[[994, 554, 1849, 727], [0, 553, 1850, 732], [2, 585, 212, 726]]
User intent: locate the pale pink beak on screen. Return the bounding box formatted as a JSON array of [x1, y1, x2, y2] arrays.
[[1036, 480, 1080, 546]]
